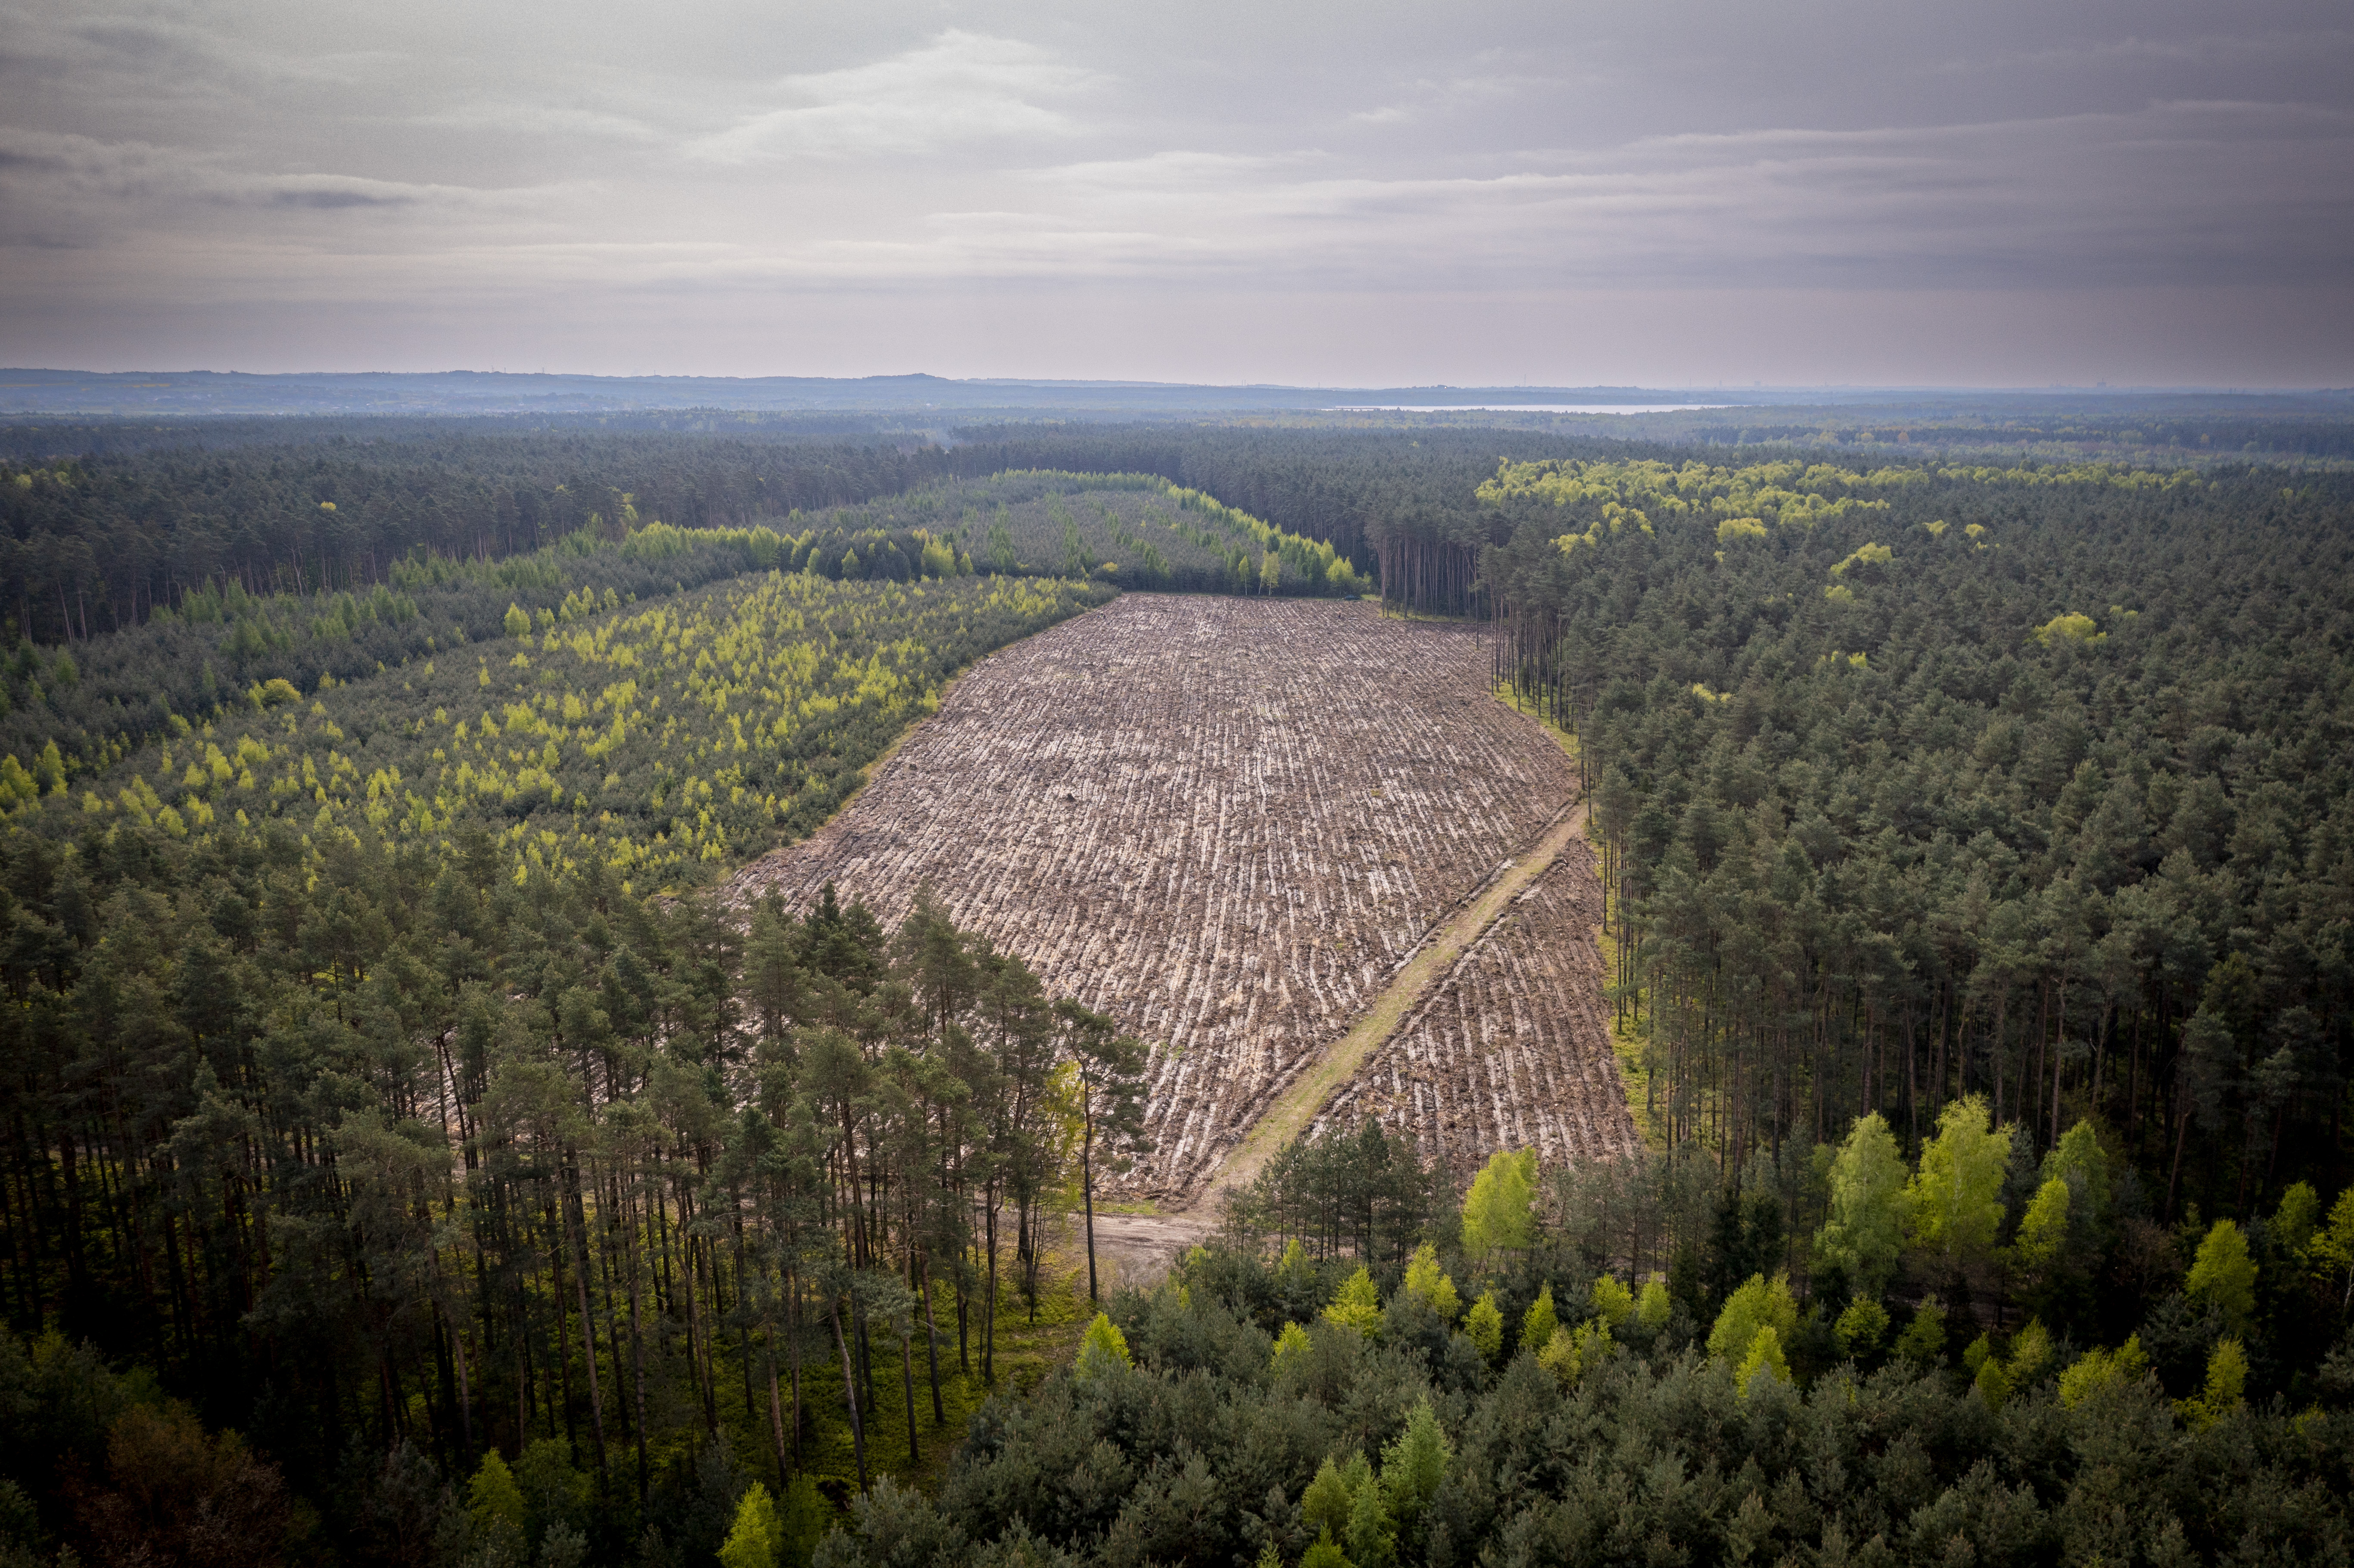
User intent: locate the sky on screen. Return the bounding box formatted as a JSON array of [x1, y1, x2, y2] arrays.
[[3, 0, 2350, 386]]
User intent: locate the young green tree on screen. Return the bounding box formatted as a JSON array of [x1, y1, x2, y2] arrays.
[[1323, 1267, 1383, 1338], [2057, 1335, 2149, 1407], [1894, 1296, 1948, 1364], [1905, 1097, 2012, 1276], [2310, 1186, 2354, 1312], [1706, 1274, 1799, 1364], [1078, 1312, 1133, 1375], [2177, 1338, 2248, 1430], [1734, 1326, 1791, 1396], [2011, 1178, 2072, 1274], [1815, 1112, 1909, 1297], [1463, 1291, 1504, 1361], [1521, 1283, 1560, 1353], [1461, 1149, 1538, 1267], [1379, 1399, 1451, 1537], [466, 1451, 528, 1553], [1345, 1459, 1397, 1568], [2185, 1220, 2257, 1332], [719, 1481, 782, 1568], [1401, 1243, 1460, 1321], [1591, 1274, 1635, 1330], [1834, 1297, 1889, 1358]]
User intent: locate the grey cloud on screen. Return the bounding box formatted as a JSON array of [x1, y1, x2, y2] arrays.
[[0, 0, 2347, 381], [691, 29, 1101, 162], [262, 186, 419, 210]]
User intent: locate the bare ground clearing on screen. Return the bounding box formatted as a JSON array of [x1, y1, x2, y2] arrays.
[[1308, 814, 1639, 1181], [1198, 797, 1595, 1208], [725, 593, 1576, 1197]]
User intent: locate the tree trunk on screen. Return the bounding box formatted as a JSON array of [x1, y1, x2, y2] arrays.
[[831, 1297, 866, 1491]]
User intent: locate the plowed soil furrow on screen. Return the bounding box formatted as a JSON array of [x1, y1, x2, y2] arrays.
[[1309, 840, 1639, 1179], [725, 594, 1575, 1197]]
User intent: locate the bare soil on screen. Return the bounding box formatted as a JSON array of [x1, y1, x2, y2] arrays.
[[1308, 819, 1639, 1180], [726, 594, 1576, 1197]]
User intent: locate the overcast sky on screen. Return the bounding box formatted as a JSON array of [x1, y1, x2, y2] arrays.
[[4, 0, 2349, 385]]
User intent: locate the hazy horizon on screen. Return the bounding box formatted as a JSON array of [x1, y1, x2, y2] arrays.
[[6, 1, 2349, 386]]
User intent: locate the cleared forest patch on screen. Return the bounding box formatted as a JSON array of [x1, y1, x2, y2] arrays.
[[1308, 819, 1639, 1180], [726, 594, 1576, 1198]]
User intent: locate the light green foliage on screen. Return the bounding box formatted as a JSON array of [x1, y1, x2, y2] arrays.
[[2042, 1120, 2112, 1223], [1834, 1297, 1889, 1357], [1734, 1326, 1791, 1396], [2309, 1187, 2354, 1308], [1905, 1097, 2012, 1263], [2178, 1338, 2247, 1430], [864, 472, 1357, 596], [1478, 455, 1954, 540], [1816, 1112, 1910, 1294], [1521, 1283, 1559, 1351], [2013, 1178, 2073, 1272], [2033, 612, 2104, 647], [504, 602, 531, 638], [1974, 1352, 2013, 1409], [1301, 1456, 1355, 1542], [54, 571, 1109, 891], [1963, 1333, 1993, 1375], [775, 1474, 826, 1568], [2007, 1319, 2053, 1385], [1463, 1291, 1504, 1362], [1346, 1454, 1397, 1568], [513, 1438, 588, 1536], [2273, 1182, 2319, 1258], [1272, 1321, 1313, 1365], [1300, 1531, 1352, 1568], [1828, 541, 1894, 577], [1894, 1296, 1947, 1363], [1302, 1453, 1376, 1545], [1716, 516, 1769, 543], [1590, 1273, 1634, 1330], [1079, 1311, 1132, 1373], [1706, 1273, 1799, 1363], [718, 1481, 781, 1568], [1461, 1149, 1538, 1265], [2058, 1335, 2149, 1408], [1635, 1280, 1671, 1335], [1323, 1267, 1382, 1338], [467, 1450, 528, 1547], [2185, 1220, 2257, 1330], [1401, 1243, 1460, 1321], [1537, 1318, 1611, 1386], [1379, 1399, 1452, 1532]]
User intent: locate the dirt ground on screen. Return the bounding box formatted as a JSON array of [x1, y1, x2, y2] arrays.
[[1309, 836, 1639, 1180], [726, 592, 1632, 1205]]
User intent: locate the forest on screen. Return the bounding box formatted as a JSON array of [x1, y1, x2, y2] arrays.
[[810, 1116, 2354, 1568], [778, 472, 1365, 598], [2, 412, 2353, 1567]]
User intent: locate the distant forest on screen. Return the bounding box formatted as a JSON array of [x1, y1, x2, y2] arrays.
[[1, 414, 2352, 1568]]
